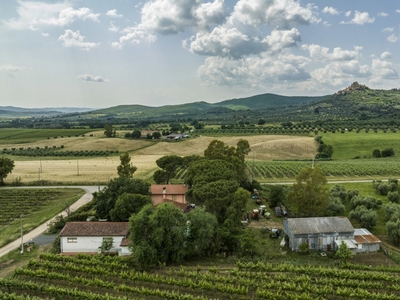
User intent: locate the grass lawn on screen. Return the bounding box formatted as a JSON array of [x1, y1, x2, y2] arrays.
[[319, 131, 400, 160]]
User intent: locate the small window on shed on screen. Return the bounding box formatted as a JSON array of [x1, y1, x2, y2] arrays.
[[67, 237, 77, 243]]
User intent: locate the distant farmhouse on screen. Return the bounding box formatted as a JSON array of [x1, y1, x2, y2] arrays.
[[283, 217, 381, 253], [165, 133, 190, 140], [150, 184, 188, 210]]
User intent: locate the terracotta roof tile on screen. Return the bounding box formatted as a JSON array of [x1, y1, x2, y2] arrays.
[[150, 184, 188, 195], [59, 222, 129, 237], [120, 237, 132, 247]]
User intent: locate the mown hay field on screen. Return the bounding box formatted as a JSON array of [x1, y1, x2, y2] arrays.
[[3, 134, 317, 184]]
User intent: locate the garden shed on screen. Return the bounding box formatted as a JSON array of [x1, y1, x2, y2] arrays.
[[283, 217, 355, 252], [59, 222, 131, 255], [353, 228, 381, 253]]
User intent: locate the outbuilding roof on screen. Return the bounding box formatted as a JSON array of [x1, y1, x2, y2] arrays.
[[354, 228, 381, 244], [59, 222, 129, 237], [286, 217, 354, 235], [150, 184, 188, 195]]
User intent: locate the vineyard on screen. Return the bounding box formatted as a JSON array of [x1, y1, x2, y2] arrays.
[[246, 159, 400, 180], [2, 253, 400, 299], [0, 189, 84, 248]]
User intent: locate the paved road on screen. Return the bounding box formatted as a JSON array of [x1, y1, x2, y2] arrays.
[[0, 186, 103, 258]]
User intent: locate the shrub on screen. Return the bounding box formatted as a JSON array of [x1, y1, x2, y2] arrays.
[[388, 191, 400, 203], [382, 148, 395, 157]]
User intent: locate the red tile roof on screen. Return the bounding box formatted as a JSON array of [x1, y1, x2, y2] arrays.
[[150, 184, 188, 195], [160, 199, 188, 210], [120, 237, 132, 247], [59, 222, 129, 237]]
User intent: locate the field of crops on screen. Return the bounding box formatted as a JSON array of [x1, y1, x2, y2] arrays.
[[0, 129, 93, 144], [246, 159, 400, 180], [0, 189, 84, 248], [2, 253, 400, 299]]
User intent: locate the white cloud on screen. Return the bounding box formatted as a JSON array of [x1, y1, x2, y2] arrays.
[[39, 7, 99, 26], [341, 11, 375, 25], [322, 7, 339, 15], [2, 1, 69, 30], [106, 9, 122, 18], [382, 27, 394, 32], [396, 9, 400, 14], [77, 74, 109, 82], [370, 59, 398, 83], [184, 28, 300, 59], [0, 64, 24, 72], [380, 52, 392, 59], [345, 11, 352, 17], [58, 30, 99, 50], [377, 12, 388, 17], [2, 1, 99, 30], [114, 0, 318, 48], [301, 44, 362, 62], [108, 22, 119, 32], [387, 34, 399, 43], [310, 60, 370, 86], [197, 51, 310, 88], [230, 0, 319, 29], [322, 21, 331, 27], [41, 32, 49, 37]]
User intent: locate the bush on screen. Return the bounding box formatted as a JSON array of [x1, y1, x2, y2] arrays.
[[351, 195, 380, 209], [382, 148, 395, 157], [372, 149, 381, 158], [388, 191, 400, 203]]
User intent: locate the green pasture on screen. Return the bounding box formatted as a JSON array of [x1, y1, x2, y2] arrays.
[[0, 188, 84, 248], [0, 129, 93, 144], [319, 131, 400, 160]]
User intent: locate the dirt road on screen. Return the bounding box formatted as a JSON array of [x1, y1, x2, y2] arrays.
[[0, 186, 102, 258]]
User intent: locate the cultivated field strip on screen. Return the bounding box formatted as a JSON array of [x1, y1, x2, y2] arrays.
[[0, 190, 62, 226], [2, 254, 400, 299]]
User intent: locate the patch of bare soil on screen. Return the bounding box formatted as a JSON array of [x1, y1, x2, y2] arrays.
[[350, 252, 397, 266]]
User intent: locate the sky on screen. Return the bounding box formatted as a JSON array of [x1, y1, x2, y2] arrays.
[[1, 0, 399, 108]]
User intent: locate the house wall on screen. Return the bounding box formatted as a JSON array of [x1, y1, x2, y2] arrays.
[[285, 230, 354, 251], [355, 243, 380, 253], [61, 236, 125, 254], [118, 246, 132, 256], [151, 194, 186, 206]]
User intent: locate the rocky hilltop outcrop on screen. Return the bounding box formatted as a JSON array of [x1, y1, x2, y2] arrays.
[[334, 82, 369, 96]]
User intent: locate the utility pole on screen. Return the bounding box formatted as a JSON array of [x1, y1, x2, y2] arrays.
[[77, 161, 80, 176], [38, 168, 40, 181]]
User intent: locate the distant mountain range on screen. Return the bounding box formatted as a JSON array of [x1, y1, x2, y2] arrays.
[[2, 83, 400, 124]]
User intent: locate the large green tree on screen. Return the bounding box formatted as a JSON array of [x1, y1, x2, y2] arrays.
[[153, 155, 183, 184], [0, 157, 15, 185], [109, 193, 152, 221], [185, 208, 218, 258], [129, 203, 186, 269], [286, 166, 330, 217], [95, 177, 150, 220], [117, 152, 137, 178]]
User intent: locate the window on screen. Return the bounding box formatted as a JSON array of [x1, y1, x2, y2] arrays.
[[67, 237, 77, 243]]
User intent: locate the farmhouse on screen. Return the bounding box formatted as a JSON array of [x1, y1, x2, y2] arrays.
[[59, 222, 131, 256], [150, 184, 188, 210], [283, 217, 355, 252]]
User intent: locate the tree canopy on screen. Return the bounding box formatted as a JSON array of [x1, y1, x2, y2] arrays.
[[117, 152, 137, 178], [0, 157, 15, 185], [286, 166, 330, 217], [109, 193, 151, 221], [95, 177, 150, 220], [153, 155, 183, 184]]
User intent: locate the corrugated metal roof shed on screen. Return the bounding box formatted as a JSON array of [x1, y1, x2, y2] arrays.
[[286, 217, 354, 234], [354, 228, 381, 244]]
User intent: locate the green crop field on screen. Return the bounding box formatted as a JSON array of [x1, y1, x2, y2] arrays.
[[245, 158, 400, 181], [0, 188, 84, 248], [0, 129, 93, 144], [318, 131, 400, 160], [3, 253, 400, 299]]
